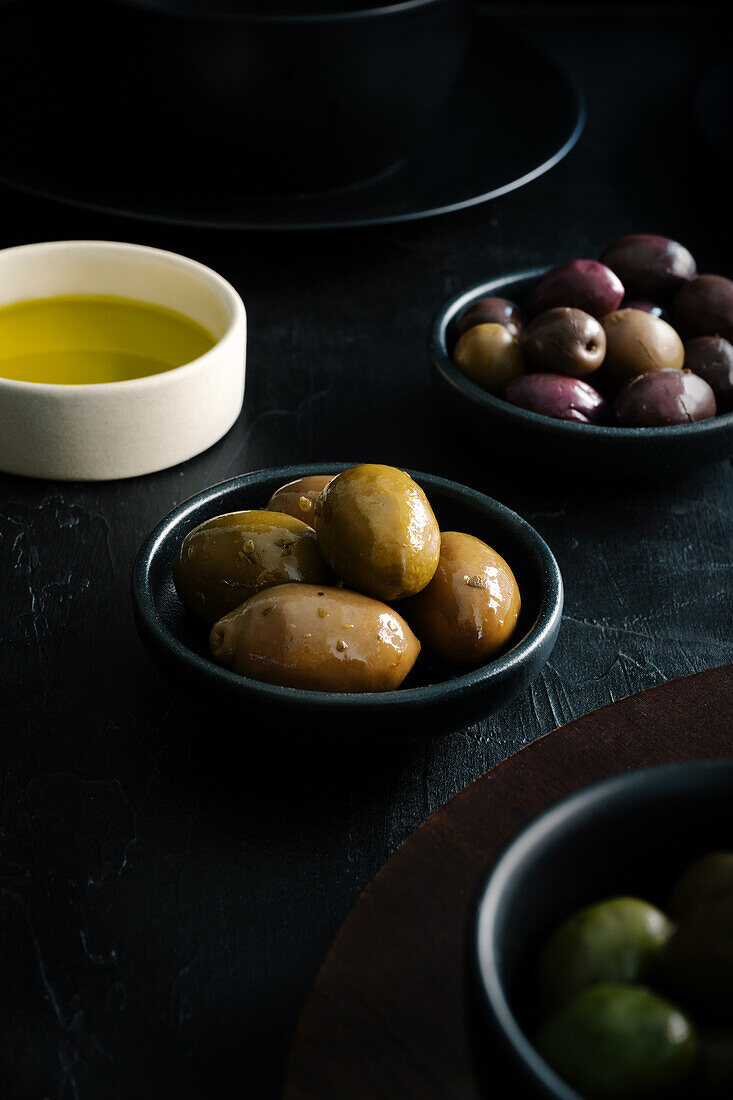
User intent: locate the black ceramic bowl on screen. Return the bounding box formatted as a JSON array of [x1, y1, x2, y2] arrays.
[[432, 269, 733, 478], [131, 463, 563, 741], [33, 0, 473, 196], [472, 759, 733, 1100]]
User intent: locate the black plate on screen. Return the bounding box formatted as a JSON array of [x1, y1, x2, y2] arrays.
[[0, 17, 583, 230], [131, 464, 563, 740], [432, 268, 733, 478]]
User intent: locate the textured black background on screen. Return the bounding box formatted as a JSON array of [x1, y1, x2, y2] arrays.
[[0, 6, 731, 1098]]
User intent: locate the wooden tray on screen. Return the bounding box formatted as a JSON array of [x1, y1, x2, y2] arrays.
[[283, 665, 733, 1099]]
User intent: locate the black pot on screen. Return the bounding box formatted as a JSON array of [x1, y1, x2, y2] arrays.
[[34, 0, 473, 195]]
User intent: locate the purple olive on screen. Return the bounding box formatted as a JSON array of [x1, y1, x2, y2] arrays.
[[601, 235, 696, 301], [454, 297, 523, 341], [527, 260, 624, 319], [523, 308, 606, 378], [613, 369, 717, 427], [684, 336, 733, 412], [503, 373, 607, 424], [673, 274, 733, 342], [621, 300, 672, 324]]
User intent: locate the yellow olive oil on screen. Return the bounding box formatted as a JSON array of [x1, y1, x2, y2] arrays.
[[0, 295, 216, 385]]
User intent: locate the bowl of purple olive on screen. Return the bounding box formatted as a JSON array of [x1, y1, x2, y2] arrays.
[[431, 235, 733, 476]]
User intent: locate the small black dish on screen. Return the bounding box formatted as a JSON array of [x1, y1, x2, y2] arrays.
[[472, 759, 733, 1100], [0, 14, 583, 229], [432, 269, 733, 478], [131, 463, 563, 741]]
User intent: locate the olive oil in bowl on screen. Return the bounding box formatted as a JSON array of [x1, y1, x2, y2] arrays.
[[0, 295, 216, 385]]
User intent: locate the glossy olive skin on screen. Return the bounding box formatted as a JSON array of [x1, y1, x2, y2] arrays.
[[403, 532, 520, 668], [266, 474, 334, 528], [173, 510, 331, 626], [661, 894, 733, 1023], [538, 896, 674, 1013], [527, 260, 624, 319], [622, 299, 671, 323], [684, 336, 733, 412], [454, 297, 524, 341], [315, 464, 440, 602], [600, 309, 685, 386], [453, 322, 525, 393], [613, 369, 717, 427], [523, 307, 606, 377], [503, 373, 607, 424], [209, 583, 420, 693], [601, 234, 697, 300], [669, 852, 733, 919], [674, 275, 733, 342], [536, 983, 698, 1100]]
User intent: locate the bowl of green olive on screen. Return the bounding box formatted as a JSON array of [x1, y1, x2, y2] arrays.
[[473, 759, 733, 1099], [131, 462, 562, 740], [432, 235, 733, 477]]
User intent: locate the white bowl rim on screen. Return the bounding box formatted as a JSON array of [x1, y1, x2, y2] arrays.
[[0, 239, 245, 396]]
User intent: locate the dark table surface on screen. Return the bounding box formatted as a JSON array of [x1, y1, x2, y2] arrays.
[[1, 6, 731, 1099]]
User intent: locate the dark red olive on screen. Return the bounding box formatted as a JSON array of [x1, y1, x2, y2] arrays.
[[454, 297, 523, 341], [527, 260, 624, 319], [621, 300, 672, 324], [503, 373, 607, 424], [601, 235, 696, 300], [684, 336, 733, 412], [523, 308, 606, 378], [673, 275, 733, 342], [613, 369, 717, 427]]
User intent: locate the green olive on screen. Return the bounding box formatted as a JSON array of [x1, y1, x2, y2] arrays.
[[660, 894, 733, 1024], [314, 464, 440, 601], [173, 509, 331, 626], [403, 531, 520, 667], [210, 583, 420, 692], [266, 474, 334, 529], [536, 983, 698, 1100], [538, 896, 674, 1013], [452, 322, 525, 393], [669, 852, 733, 919]]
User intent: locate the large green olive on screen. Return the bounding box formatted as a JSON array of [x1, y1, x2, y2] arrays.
[[314, 464, 440, 601], [209, 583, 420, 692], [403, 531, 520, 668], [173, 510, 331, 626], [660, 894, 733, 1023], [536, 983, 698, 1100], [669, 852, 733, 919], [538, 896, 674, 1013], [266, 474, 334, 528], [600, 309, 685, 387], [452, 322, 525, 393]]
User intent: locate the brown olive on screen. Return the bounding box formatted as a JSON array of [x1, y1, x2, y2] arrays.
[[315, 464, 440, 601], [209, 584, 420, 693], [600, 309, 684, 387], [173, 510, 331, 626], [454, 297, 524, 340], [523, 308, 606, 378], [612, 369, 716, 427], [404, 531, 520, 668], [266, 474, 334, 528], [673, 274, 733, 342], [452, 322, 525, 394]]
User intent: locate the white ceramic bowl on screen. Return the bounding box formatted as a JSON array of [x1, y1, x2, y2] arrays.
[[0, 240, 246, 480]]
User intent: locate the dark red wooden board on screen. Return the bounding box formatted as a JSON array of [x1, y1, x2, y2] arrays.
[[283, 665, 733, 1100]]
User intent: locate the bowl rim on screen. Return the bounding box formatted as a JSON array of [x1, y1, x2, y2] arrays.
[[131, 462, 564, 709], [474, 758, 733, 1100], [0, 240, 245, 396], [431, 266, 733, 440], [104, 0, 453, 25]]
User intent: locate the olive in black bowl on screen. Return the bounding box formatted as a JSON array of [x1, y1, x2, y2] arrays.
[[613, 369, 717, 427], [601, 234, 697, 301], [684, 336, 733, 412], [522, 307, 606, 378]]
